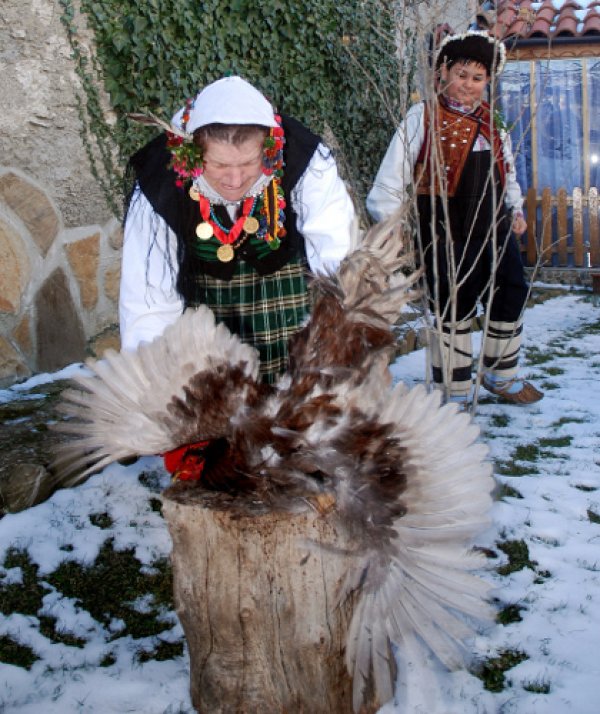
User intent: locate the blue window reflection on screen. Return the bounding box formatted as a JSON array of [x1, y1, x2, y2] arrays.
[[500, 61, 531, 191], [589, 59, 600, 190], [536, 60, 583, 192]]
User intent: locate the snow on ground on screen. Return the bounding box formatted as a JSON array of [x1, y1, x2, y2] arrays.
[[1, 289, 599, 713]]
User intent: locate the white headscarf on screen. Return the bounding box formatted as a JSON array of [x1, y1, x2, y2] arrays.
[[171, 76, 278, 133]]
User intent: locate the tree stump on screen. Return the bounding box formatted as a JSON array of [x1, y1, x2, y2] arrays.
[[161, 484, 379, 714]]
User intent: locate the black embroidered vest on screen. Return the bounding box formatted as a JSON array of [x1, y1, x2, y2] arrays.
[[127, 115, 321, 294]]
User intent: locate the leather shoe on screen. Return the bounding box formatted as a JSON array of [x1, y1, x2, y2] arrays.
[[483, 377, 544, 404]]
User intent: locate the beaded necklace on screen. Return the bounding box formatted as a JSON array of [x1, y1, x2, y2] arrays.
[[184, 113, 286, 263], [190, 174, 286, 263], [195, 194, 256, 263]]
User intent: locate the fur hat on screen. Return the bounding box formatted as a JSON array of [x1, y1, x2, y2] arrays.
[[435, 30, 506, 75]]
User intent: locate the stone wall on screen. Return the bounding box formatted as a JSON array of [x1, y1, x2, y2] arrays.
[[0, 1, 120, 386]]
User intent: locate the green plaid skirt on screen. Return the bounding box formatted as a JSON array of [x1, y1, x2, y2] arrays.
[[185, 256, 310, 383]]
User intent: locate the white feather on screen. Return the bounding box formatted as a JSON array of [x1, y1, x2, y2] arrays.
[[338, 378, 494, 711], [52, 202, 494, 712], [127, 111, 192, 141], [54, 306, 259, 480]]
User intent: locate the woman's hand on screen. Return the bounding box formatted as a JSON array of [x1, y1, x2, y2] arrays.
[[512, 212, 527, 236]]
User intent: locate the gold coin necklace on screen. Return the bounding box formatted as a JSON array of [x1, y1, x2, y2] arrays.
[[197, 194, 256, 262], [190, 187, 214, 239]]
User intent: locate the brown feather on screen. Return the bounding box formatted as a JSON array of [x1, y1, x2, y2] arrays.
[[51, 208, 493, 712]]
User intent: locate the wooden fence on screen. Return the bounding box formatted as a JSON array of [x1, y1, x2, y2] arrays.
[[522, 187, 600, 270]]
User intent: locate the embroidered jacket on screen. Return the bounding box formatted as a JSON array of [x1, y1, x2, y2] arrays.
[[366, 100, 523, 224], [414, 99, 507, 197]]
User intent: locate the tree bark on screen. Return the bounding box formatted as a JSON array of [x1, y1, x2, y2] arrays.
[[161, 485, 378, 714]]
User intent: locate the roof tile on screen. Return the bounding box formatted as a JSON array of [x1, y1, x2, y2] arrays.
[[582, 7, 600, 33], [480, 0, 600, 41], [555, 6, 579, 35]]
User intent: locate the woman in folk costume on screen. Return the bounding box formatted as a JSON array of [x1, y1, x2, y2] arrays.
[[367, 31, 543, 405], [121, 76, 355, 384]]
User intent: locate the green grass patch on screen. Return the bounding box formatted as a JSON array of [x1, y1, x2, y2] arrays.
[[495, 443, 541, 476], [0, 548, 49, 616], [99, 651, 117, 667], [494, 483, 524, 500], [539, 436, 573, 448], [474, 649, 529, 692], [89, 512, 114, 529], [490, 413, 510, 428], [523, 679, 551, 694], [576, 318, 600, 334], [149, 497, 163, 514], [541, 381, 560, 391], [0, 634, 39, 669], [136, 638, 185, 663], [524, 346, 553, 366], [513, 444, 541, 461], [495, 435, 573, 476], [496, 603, 525, 625], [497, 539, 537, 575], [473, 546, 498, 560], [2, 539, 176, 655], [552, 416, 586, 427], [496, 459, 540, 476], [496, 444, 541, 475], [587, 509, 600, 524], [138, 470, 166, 493], [562, 346, 586, 358], [543, 366, 564, 376], [38, 615, 87, 648], [46, 539, 174, 640]]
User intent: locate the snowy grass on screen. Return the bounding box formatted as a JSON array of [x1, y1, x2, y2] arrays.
[[1, 289, 599, 713]]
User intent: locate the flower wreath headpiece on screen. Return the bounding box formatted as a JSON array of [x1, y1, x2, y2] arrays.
[[129, 99, 285, 189]]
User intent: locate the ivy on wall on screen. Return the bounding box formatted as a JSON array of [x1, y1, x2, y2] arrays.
[[61, 0, 412, 219], [59, 0, 123, 216]]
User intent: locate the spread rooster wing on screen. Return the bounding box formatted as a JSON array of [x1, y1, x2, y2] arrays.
[[53, 306, 263, 483], [53, 209, 494, 712]]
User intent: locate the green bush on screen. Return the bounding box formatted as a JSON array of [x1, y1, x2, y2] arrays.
[[60, 0, 410, 218]]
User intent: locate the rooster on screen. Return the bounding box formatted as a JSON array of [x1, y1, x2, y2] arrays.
[[54, 209, 494, 712]]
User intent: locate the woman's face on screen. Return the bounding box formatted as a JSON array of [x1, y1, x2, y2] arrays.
[[441, 60, 489, 108], [202, 136, 264, 202]]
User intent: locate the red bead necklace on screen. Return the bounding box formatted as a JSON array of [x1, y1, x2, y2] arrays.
[[195, 194, 256, 262]]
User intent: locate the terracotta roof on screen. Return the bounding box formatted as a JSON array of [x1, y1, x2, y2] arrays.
[[477, 1, 600, 41]]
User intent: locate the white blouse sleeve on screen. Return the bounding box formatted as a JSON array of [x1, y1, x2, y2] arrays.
[[366, 103, 425, 223], [291, 144, 356, 275], [119, 188, 184, 351]]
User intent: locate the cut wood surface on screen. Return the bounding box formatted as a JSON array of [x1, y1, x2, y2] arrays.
[[162, 484, 379, 714]]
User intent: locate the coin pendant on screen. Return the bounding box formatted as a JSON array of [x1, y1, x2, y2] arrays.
[[196, 222, 213, 240], [243, 216, 260, 234], [189, 186, 201, 201], [217, 244, 235, 262]]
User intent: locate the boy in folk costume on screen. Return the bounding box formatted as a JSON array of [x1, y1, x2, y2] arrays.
[[121, 76, 355, 384], [367, 31, 543, 405]]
